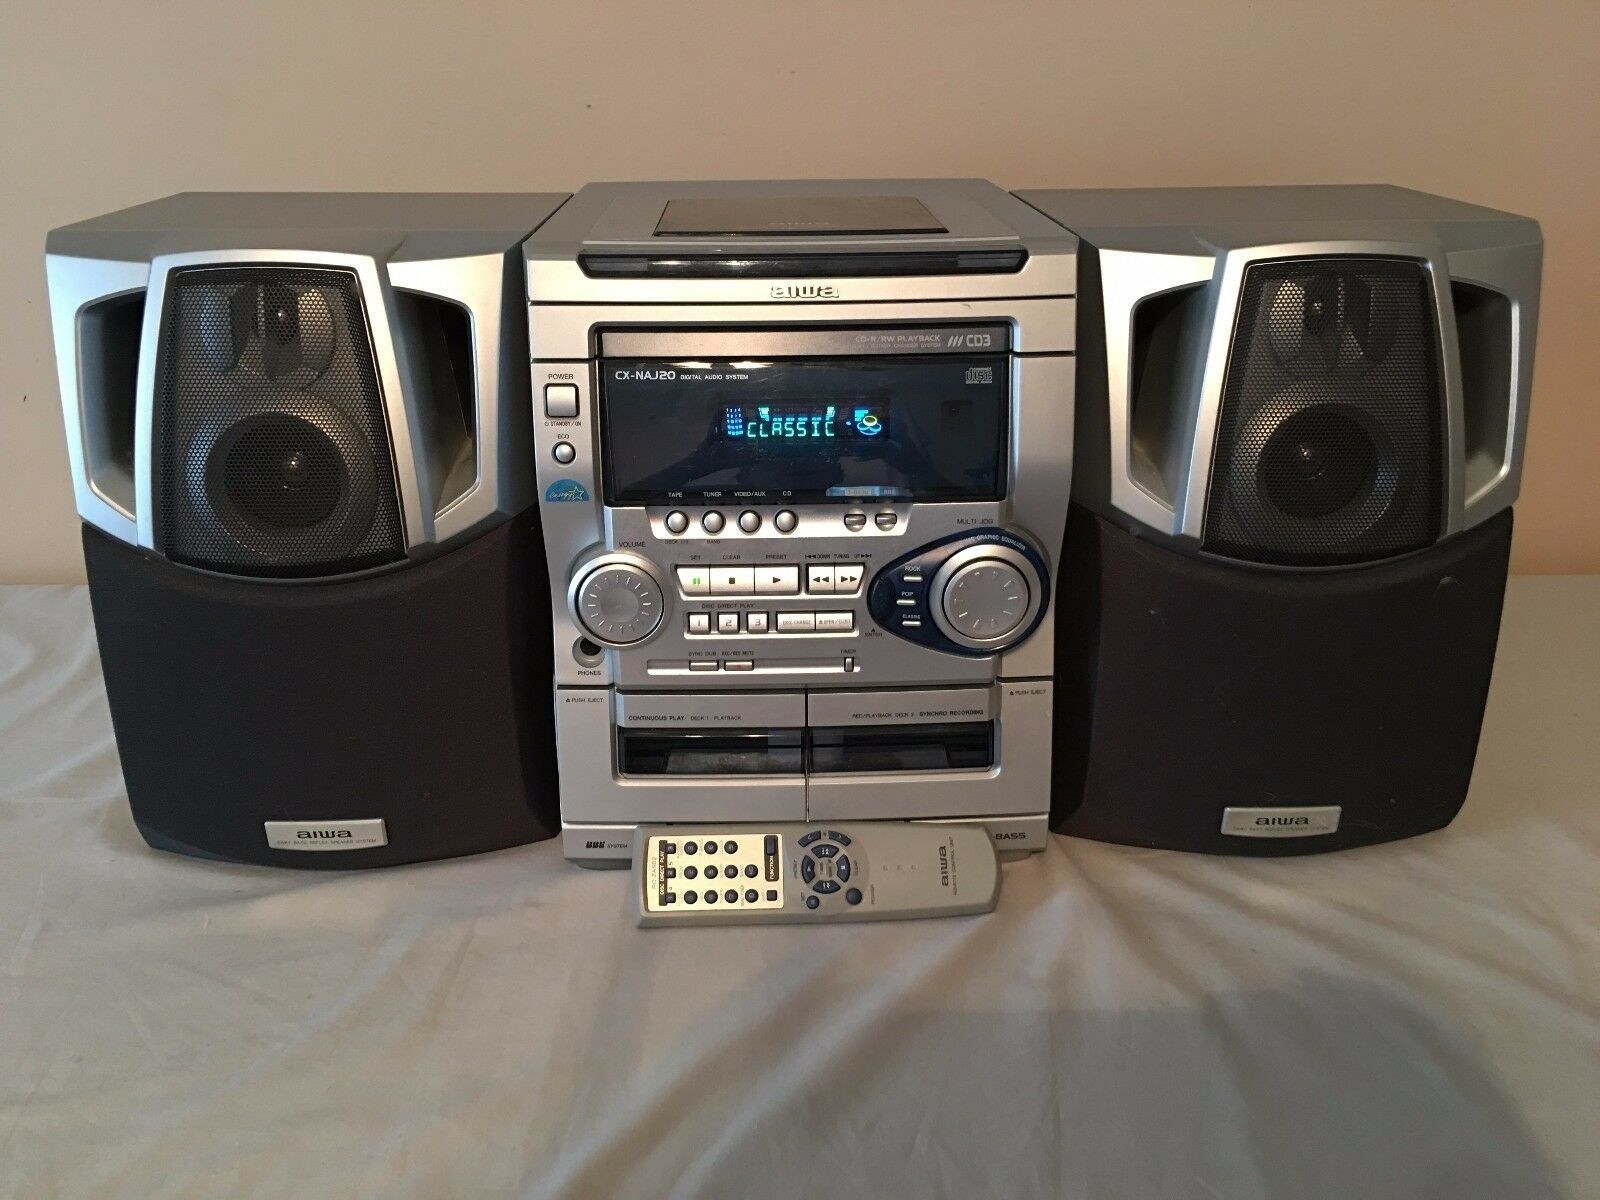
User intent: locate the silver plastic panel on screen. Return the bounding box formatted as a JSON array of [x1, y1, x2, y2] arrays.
[[45, 254, 149, 545]]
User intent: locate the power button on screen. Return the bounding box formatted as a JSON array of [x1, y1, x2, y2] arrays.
[[544, 383, 579, 419]]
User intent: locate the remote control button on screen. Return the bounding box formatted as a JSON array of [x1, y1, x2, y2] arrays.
[[846, 888, 862, 905], [813, 843, 838, 859], [745, 889, 759, 903], [813, 879, 841, 894], [798, 830, 822, 847], [683, 865, 697, 879], [826, 831, 850, 845], [724, 889, 739, 904], [767, 889, 779, 902], [801, 857, 816, 883], [744, 863, 758, 878], [684, 890, 698, 904], [664, 511, 689, 535], [805, 896, 821, 910], [723, 840, 738, 855], [666, 867, 677, 878], [663, 842, 677, 854], [704, 890, 718, 904], [764, 835, 778, 856], [774, 510, 798, 534], [684, 841, 698, 854], [664, 892, 677, 905], [835, 856, 851, 882]]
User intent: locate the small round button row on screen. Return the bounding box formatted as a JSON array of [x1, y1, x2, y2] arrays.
[[774, 510, 798, 534], [702, 511, 725, 534], [738, 510, 761, 534], [664, 510, 689, 535]]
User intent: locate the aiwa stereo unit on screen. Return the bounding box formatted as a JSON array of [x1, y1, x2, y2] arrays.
[[47, 192, 570, 867], [1018, 185, 1541, 853], [524, 179, 1078, 864]]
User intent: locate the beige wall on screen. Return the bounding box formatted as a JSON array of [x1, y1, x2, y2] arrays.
[[3, 0, 1596, 582]]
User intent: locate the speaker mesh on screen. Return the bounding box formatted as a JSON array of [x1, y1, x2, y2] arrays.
[[154, 267, 405, 577], [1203, 257, 1444, 566]]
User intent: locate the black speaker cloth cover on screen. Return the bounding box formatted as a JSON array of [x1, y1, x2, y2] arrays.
[[1052, 505, 1513, 854]]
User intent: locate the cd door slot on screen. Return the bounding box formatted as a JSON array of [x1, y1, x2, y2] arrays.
[[807, 721, 995, 774], [618, 728, 804, 776]]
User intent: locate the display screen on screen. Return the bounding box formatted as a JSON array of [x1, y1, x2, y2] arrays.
[[721, 403, 888, 443], [600, 356, 1007, 504]]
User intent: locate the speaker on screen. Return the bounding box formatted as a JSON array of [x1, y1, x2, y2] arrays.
[[1017, 186, 1541, 853], [47, 192, 572, 867]]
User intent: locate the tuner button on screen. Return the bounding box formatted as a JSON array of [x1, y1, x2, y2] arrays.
[[701, 511, 725, 534], [941, 560, 1029, 645], [738, 510, 762, 533], [664, 510, 689, 535], [572, 562, 665, 647], [774, 510, 798, 534]]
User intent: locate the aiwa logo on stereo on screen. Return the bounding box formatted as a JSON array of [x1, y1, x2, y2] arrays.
[[769, 284, 838, 299]]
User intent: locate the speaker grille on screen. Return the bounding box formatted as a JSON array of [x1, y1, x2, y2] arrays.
[[154, 266, 405, 577], [1203, 257, 1444, 566]]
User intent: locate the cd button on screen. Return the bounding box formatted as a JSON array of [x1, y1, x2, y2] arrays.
[[843, 512, 868, 532], [711, 567, 755, 595], [806, 565, 836, 594], [745, 611, 769, 634], [716, 612, 741, 633], [814, 611, 854, 633], [738, 510, 762, 534], [687, 612, 711, 634], [701, 511, 725, 534], [664, 510, 689, 535], [676, 567, 710, 595], [755, 565, 800, 595], [775, 612, 816, 633], [774, 510, 798, 534]]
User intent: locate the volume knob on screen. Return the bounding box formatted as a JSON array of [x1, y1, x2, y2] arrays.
[[929, 543, 1045, 653], [570, 557, 666, 647]]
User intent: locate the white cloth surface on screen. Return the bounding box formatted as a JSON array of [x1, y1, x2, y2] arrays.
[[0, 579, 1596, 1200]]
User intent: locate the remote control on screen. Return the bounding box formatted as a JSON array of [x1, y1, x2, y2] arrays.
[[633, 822, 1001, 927]]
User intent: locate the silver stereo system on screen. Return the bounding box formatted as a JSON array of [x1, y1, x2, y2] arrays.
[[523, 180, 1078, 864]]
